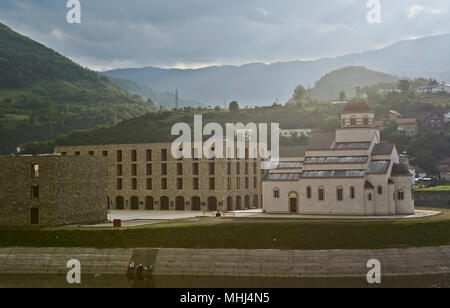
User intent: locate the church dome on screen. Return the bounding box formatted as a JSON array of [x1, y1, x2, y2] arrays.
[[342, 98, 372, 114]]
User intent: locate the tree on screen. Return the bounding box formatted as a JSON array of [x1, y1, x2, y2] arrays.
[[398, 80, 411, 93], [339, 90, 346, 101], [293, 85, 307, 102], [229, 101, 240, 112]]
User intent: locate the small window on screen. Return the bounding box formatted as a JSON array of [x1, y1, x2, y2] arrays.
[[146, 178, 152, 190], [397, 190, 404, 200], [131, 164, 137, 176], [318, 187, 325, 201], [368, 193, 372, 201], [193, 163, 199, 176], [209, 178, 215, 190], [177, 178, 183, 190], [306, 186, 312, 199], [75, 151, 81, 156], [146, 150, 152, 161], [228, 177, 232, 190], [253, 162, 257, 174], [236, 177, 241, 189], [131, 178, 137, 190], [161, 149, 167, 161], [193, 178, 199, 190], [131, 150, 137, 162], [227, 162, 231, 175], [117, 164, 123, 177], [209, 162, 215, 175], [377, 186, 383, 195], [116, 179, 123, 190], [177, 163, 183, 176], [350, 118, 356, 126], [102, 151, 108, 157], [31, 186, 39, 199], [116, 150, 122, 162], [61, 152, 67, 156], [245, 163, 249, 175], [350, 186, 355, 199], [88, 151, 94, 156], [363, 118, 369, 126], [273, 188, 280, 199], [161, 178, 167, 190], [254, 177, 257, 189], [161, 163, 167, 176], [146, 164, 152, 176], [337, 186, 343, 201], [245, 177, 249, 189], [31, 164, 39, 178], [236, 163, 240, 175]]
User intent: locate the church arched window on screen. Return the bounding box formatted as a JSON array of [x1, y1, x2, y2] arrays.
[[273, 188, 280, 199]]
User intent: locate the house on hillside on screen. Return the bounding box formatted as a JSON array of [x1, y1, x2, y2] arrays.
[[438, 158, 450, 181], [397, 118, 418, 136], [426, 110, 446, 130], [415, 84, 450, 94]]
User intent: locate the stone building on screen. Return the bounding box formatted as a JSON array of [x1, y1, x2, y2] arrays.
[[263, 89, 415, 215], [0, 155, 107, 226], [54, 143, 262, 212]]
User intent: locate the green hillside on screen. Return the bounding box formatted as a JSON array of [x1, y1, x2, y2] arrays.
[[310, 66, 399, 101], [0, 23, 155, 154]]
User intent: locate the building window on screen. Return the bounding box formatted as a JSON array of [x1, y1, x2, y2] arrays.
[[177, 178, 183, 190], [193, 163, 199, 176], [146, 150, 152, 161], [368, 193, 372, 201], [177, 163, 183, 176], [131, 164, 137, 176], [146, 164, 152, 176], [116, 179, 123, 190], [253, 162, 257, 174], [273, 188, 280, 199], [245, 177, 249, 189], [102, 151, 108, 157], [236, 163, 240, 175], [228, 177, 232, 190], [161, 163, 167, 176], [306, 186, 312, 199], [75, 151, 80, 156], [318, 187, 325, 201], [131, 178, 137, 190], [161, 149, 167, 161], [363, 117, 369, 126], [377, 186, 383, 195], [350, 186, 355, 199], [397, 190, 404, 200], [245, 163, 249, 175], [193, 178, 199, 190], [61, 152, 67, 156], [31, 186, 39, 199], [209, 162, 215, 175], [131, 150, 137, 162], [31, 164, 39, 178], [89, 151, 94, 156], [117, 164, 123, 177], [146, 178, 152, 190], [350, 118, 356, 126], [116, 150, 122, 162], [254, 177, 257, 189], [227, 162, 231, 175], [161, 178, 167, 190], [337, 186, 344, 201], [245, 148, 249, 159], [236, 177, 241, 189], [209, 178, 215, 190]]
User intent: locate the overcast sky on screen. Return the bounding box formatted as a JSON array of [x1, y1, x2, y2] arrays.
[[1, 0, 449, 71]]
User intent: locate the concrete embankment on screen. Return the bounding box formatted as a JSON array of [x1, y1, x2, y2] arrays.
[[0, 246, 449, 277]]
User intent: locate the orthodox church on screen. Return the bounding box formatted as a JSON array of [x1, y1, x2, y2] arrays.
[[263, 88, 415, 215]]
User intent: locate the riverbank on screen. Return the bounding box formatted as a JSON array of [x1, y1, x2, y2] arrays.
[[0, 246, 449, 278]]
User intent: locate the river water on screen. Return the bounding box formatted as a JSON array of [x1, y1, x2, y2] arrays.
[[0, 273, 448, 288]]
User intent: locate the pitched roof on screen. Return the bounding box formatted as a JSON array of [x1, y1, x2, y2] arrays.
[[279, 145, 306, 158], [342, 98, 372, 114], [301, 170, 366, 178], [372, 143, 394, 156], [306, 132, 335, 150], [273, 161, 303, 169], [367, 160, 390, 174], [263, 173, 301, 181], [304, 156, 368, 164], [364, 181, 375, 189], [397, 118, 417, 125], [391, 163, 411, 176]]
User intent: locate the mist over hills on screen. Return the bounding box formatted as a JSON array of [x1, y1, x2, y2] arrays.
[[103, 34, 450, 106]]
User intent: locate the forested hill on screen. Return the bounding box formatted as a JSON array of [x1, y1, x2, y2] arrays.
[[309, 66, 398, 101], [0, 22, 155, 154]]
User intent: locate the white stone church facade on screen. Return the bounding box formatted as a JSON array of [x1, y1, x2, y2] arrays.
[[263, 92, 415, 216]]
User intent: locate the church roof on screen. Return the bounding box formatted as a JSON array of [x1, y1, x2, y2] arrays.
[[367, 160, 390, 174], [263, 173, 301, 181], [364, 181, 375, 189], [301, 170, 366, 178], [342, 98, 372, 114], [279, 145, 306, 157], [306, 132, 335, 150], [372, 143, 394, 155], [391, 163, 411, 176]]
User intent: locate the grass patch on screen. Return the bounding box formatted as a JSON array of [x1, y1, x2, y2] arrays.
[[0, 216, 449, 250], [416, 186, 450, 192]]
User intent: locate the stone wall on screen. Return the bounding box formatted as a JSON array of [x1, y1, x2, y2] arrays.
[[415, 191, 450, 209], [0, 156, 107, 226]]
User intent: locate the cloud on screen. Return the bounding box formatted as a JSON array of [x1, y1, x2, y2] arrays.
[[407, 5, 446, 19], [0, 0, 449, 70]]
